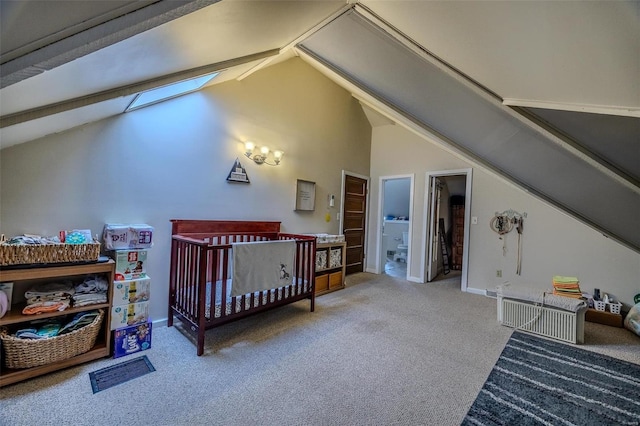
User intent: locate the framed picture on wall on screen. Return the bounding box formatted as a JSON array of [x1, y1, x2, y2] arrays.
[[295, 179, 316, 211]]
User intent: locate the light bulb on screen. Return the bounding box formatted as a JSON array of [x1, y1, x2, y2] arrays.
[[244, 141, 255, 152], [273, 150, 283, 159], [260, 146, 269, 155]]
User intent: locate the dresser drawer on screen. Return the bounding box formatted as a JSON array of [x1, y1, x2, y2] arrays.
[[329, 271, 343, 289], [315, 274, 329, 293]]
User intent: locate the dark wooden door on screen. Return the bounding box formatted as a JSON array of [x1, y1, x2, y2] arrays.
[[342, 174, 368, 275]]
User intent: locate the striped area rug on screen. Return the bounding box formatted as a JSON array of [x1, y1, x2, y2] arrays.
[[463, 331, 640, 425]]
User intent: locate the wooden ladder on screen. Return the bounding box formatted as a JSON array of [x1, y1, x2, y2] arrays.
[[438, 218, 450, 275]]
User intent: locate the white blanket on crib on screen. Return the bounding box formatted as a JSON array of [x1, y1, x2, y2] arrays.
[[231, 240, 296, 297]]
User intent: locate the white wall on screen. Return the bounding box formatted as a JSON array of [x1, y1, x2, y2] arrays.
[[383, 178, 410, 219], [368, 124, 640, 307], [0, 58, 371, 322], [383, 220, 409, 259]]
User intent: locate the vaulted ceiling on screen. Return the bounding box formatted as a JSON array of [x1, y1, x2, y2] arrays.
[[1, 0, 638, 251]]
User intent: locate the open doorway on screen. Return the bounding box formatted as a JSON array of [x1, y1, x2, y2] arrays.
[[424, 169, 472, 291], [377, 175, 414, 279]]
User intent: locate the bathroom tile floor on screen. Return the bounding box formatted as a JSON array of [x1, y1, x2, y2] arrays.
[[385, 257, 407, 278]]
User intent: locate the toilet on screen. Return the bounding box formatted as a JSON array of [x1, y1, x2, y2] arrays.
[[394, 231, 408, 262]]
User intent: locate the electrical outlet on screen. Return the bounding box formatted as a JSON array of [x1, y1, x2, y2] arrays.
[[496, 270, 502, 278]]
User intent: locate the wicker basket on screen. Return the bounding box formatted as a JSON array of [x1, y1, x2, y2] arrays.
[[0, 242, 100, 267], [1, 310, 104, 369]]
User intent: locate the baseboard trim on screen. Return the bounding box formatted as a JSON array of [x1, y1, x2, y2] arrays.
[[408, 275, 422, 283], [465, 287, 485, 295], [153, 318, 168, 328]]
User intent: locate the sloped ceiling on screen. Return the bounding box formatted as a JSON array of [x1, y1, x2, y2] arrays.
[[298, 8, 639, 251], [0, 1, 638, 251], [0, 0, 346, 146]]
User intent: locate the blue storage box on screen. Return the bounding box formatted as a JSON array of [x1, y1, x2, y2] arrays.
[[113, 320, 152, 358]]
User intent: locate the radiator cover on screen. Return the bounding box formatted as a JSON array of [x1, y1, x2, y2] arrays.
[[498, 297, 586, 344]]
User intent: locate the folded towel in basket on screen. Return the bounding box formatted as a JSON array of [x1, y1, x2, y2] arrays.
[[22, 300, 70, 315]]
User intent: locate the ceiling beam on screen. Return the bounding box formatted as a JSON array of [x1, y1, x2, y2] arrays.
[[0, 0, 220, 89], [0, 49, 279, 128]]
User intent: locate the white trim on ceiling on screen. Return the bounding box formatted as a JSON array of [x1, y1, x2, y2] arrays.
[[502, 98, 640, 118]]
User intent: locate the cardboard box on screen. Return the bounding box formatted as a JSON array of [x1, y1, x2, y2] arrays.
[[113, 320, 152, 358], [110, 301, 149, 330], [113, 249, 148, 281], [585, 308, 623, 328], [112, 277, 151, 307], [103, 224, 154, 250]]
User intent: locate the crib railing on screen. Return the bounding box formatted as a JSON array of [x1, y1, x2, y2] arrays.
[[169, 232, 316, 332]]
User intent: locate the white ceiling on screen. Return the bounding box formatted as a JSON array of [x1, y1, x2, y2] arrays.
[[364, 1, 640, 111], [1, 0, 638, 149], [0, 0, 638, 250], [0, 0, 346, 147]]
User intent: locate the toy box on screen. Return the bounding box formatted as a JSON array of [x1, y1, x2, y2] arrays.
[[112, 277, 151, 307], [113, 249, 147, 281], [103, 223, 153, 250], [110, 301, 149, 330], [113, 320, 152, 358]]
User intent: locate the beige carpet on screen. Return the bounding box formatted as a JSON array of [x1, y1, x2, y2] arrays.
[[1, 272, 638, 426]]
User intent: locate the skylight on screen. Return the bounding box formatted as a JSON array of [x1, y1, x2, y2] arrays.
[[125, 72, 220, 112]]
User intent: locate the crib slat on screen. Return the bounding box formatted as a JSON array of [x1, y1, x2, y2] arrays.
[[209, 248, 218, 320], [221, 247, 229, 317], [190, 245, 196, 318]]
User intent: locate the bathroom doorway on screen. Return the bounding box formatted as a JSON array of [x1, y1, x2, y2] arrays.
[[377, 175, 414, 279]]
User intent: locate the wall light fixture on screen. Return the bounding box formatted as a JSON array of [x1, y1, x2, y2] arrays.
[[244, 141, 283, 166]]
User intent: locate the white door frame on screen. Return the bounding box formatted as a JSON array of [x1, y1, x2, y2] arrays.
[[426, 176, 443, 282], [422, 168, 472, 291], [375, 174, 414, 279]]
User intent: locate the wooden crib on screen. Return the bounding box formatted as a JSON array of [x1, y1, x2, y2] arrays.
[[168, 219, 316, 355]]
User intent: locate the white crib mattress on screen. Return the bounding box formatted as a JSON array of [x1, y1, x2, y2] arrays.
[[204, 278, 309, 319]]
